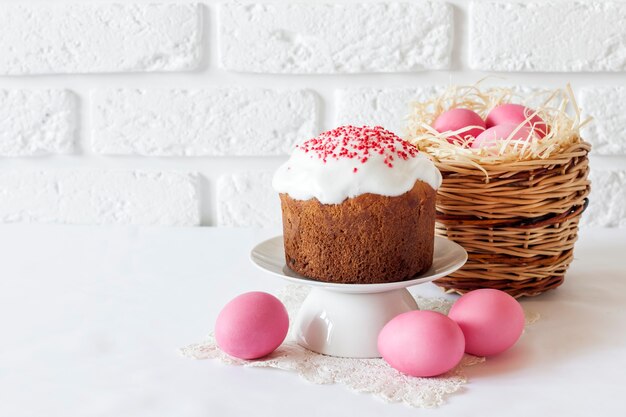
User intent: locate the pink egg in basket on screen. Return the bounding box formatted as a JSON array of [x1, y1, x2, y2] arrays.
[[215, 291, 289, 360], [378, 310, 465, 377], [471, 123, 537, 149], [486, 103, 549, 138], [448, 289, 525, 357], [433, 108, 486, 145]]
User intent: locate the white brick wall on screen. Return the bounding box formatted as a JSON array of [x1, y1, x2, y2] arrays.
[[582, 170, 626, 228], [220, 2, 453, 73], [0, 171, 199, 225], [0, 0, 624, 228], [336, 87, 443, 136], [0, 3, 202, 74], [0, 90, 77, 156], [579, 87, 626, 155], [470, 2, 626, 72], [92, 89, 318, 156], [217, 172, 280, 227]]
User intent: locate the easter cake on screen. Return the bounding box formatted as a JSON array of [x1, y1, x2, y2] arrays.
[[272, 125, 442, 284]]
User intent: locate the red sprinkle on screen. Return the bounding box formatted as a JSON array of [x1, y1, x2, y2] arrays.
[[295, 126, 419, 169]]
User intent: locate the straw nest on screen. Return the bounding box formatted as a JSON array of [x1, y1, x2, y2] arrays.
[[405, 84, 591, 298]]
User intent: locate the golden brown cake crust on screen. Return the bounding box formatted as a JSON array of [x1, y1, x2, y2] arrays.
[[279, 180, 436, 284]]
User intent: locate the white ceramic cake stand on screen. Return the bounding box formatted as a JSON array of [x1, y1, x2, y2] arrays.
[[250, 236, 467, 359]]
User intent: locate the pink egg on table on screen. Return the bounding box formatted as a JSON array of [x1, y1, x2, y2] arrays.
[[433, 108, 486, 145], [448, 289, 525, 357], [378, 310, 465, 377], [471, 123, 537, 149], [215, 291, 289, 360], [485, 103, 549, 138]]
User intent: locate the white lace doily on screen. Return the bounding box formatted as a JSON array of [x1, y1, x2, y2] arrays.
[[180, 285, 539, 409]]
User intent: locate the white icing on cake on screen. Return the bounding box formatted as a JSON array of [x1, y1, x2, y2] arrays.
[[272, 126, 442, 204]]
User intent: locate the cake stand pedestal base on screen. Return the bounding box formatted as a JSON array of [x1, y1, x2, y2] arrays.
[[295, 287, 418, 358], [249, 235, 467, 359]]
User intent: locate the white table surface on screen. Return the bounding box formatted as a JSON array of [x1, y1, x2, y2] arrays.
[[1, 225, 625, 417]]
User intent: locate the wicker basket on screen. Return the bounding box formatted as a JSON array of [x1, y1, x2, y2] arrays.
[[405, 84, 592, 298], [429, 139, 590, 297]]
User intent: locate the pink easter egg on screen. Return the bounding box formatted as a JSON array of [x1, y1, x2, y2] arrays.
[[433, 108, 486, 145], [215, 291, 289, 360], [485, 103, 549, 138], [378, 310, 465, 377], [448, 289, 525, 357], [471, 123, 536, 149]]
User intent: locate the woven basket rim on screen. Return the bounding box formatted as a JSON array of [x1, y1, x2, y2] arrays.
[[425, 139, 591, 177]]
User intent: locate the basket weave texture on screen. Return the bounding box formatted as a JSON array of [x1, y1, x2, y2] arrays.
[[429, 139, 590, 297]]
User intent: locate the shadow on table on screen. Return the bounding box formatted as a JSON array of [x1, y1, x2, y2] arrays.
[[464, 239, 626, 379]]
